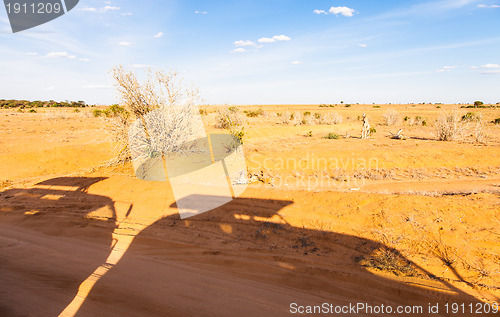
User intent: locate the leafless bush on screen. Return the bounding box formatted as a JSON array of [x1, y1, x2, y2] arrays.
[[291, 111, 303, 126], [215, 107, 243, 129], [108, 65, 201, 164], [435, 111, 466, 141], [320, 112, 343, 125], [472, 119, 487, 143], [279, 111, 292, 124], [382, 110, 401, 126]]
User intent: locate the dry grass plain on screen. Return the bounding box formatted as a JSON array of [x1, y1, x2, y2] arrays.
[[1, 104, 499, 316]]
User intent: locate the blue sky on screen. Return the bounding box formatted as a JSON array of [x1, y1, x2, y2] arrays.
[[1, 0, 499, 105]]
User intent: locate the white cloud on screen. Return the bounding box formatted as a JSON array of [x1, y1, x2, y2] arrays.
[[153, 32, 164, 38], [46, 51, 76, 59], [230, 48, 247, 53], [313, 9, 327, 14], [79, 7, 96, 12], [480, 70, 500, 75], [437, 65, 458, 72], [480, 63, 500, 68], [234, 40, 256, 47], [118, 41, 131, 46], [257, 35, 291, 43], [79, 58, 90, 62], [121, 12, 133, 16], [257, 37, 275, 43], [291, 61, 303, 65], [358, 43, 368, 47], [273, 35, 291, 41], [27, 52, 38, 56], [195, 11, 208, 14], [329, 6, 356, 17], [477, 4, 500, 8], [102, 5, 120, 11]]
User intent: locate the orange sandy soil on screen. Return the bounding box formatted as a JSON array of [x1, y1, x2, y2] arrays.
[[1, 105, 499, 316]]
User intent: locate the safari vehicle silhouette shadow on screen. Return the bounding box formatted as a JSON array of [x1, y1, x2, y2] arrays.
[[0, 177, 494, 317]]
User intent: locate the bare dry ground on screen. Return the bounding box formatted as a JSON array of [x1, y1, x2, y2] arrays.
[[1, 104, 499, 316]]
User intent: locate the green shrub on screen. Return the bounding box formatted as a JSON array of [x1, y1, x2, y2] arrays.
[[314, 113, 321, 119], [199, 108, 208, 115], [324, 132, 340, 139], [474, 101, 484, 107], [92, 109, 103, 117], [369, 127, 377, 134], [230, 127, 245, 143], [373, 105, 381, 108], [493, 118, 500, 125], [306, 131, 313, 137], [303, 111, 311, 116], [245, 108, 264, 117], [29, 109, 37, 113], [228, 106, 239, 113], [461, 112, 481, 122]]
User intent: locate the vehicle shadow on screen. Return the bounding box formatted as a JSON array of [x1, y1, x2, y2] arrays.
[[0, 177, 495, 317]]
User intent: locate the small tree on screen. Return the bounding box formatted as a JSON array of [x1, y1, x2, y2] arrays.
[[473, 101, 483, 108], [108, 66, 202, 164]]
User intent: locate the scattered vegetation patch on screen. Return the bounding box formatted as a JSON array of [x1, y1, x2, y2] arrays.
[[324, 132, 340, 139], [382, 110, 401, 126], [360, 248, 418, 276], [244, 108, 264, 117], [461, 112, 481, 122], [216, 107, 243, 129], [0, 99, 86, 109], [435, 111, 464, 141]]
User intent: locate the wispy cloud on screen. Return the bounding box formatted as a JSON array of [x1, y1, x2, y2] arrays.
[[102, 6, 120, 11], [46, 51, 76, 59], [79, 7, 97, 12], [358, 43, 368, 48], [477, 4, 500, 8], [79, 5, 120, 13], [314, 6, 356, 17], [79, 58, 90, 62], [234, 40, 256, 47], [195, 11, 208, 14], [153, 32, 164, 38], [118, 41, 131, 46], [231, 35, 290, 53], [27, 52, 38, 56], [437, 65, 459, 72], [480, 63, 500, 68], [230, 48, 247, 53], [291, 61, 303, 65]]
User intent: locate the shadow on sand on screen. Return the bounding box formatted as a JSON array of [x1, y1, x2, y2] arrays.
[[0, 177, 495, 317]]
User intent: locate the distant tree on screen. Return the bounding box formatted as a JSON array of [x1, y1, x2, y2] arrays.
[[474, 101, 484, 108]]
